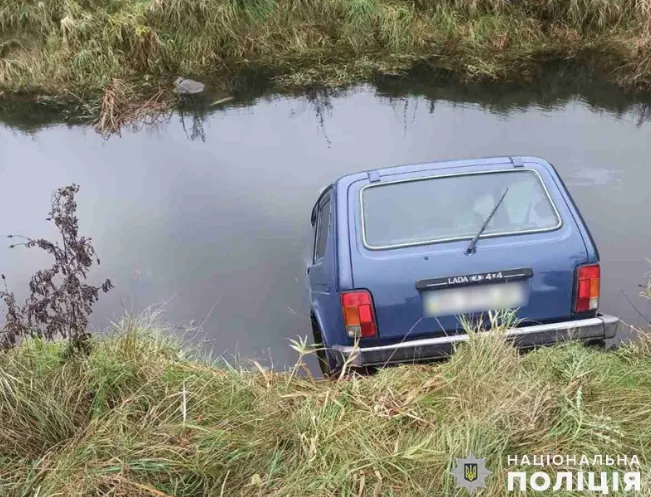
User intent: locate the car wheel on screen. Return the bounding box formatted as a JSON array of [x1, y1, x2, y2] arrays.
[[311, 316, 338, 378], [585, 338, 606, 349]]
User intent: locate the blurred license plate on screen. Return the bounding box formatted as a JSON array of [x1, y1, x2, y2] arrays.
[[422, 282, 527, 317]]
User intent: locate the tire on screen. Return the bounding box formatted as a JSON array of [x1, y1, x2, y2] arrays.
[[311, 316, 338, 378], [585, 338, 606, 349]]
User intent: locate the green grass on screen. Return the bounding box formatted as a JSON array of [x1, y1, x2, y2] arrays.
[[4, 0, 651, 108], [1, 313, 651, 496]]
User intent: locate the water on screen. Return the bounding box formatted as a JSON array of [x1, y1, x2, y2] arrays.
[[2, 74, 651, 369]]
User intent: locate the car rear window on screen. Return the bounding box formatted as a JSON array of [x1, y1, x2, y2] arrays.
[[361, 170, 561, 249]]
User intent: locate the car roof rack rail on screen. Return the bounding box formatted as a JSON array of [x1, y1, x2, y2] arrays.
[[510, 157, 524, 168], [367, 170, 381, 183]]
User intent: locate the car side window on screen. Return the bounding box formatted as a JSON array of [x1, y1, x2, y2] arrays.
[[313, 197, 331, 262]]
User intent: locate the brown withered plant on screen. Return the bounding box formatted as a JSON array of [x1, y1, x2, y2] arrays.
[[0, 184, 113, 352]]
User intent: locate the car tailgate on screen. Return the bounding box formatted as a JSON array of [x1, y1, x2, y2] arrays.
[[347, 164, 590, 342]]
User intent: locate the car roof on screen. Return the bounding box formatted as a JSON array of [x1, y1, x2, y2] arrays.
[[333, 155, 551, 187], [311, 156, 553, 214]]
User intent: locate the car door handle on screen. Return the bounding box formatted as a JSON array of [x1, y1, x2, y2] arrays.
[[306, 267, 311, 274]]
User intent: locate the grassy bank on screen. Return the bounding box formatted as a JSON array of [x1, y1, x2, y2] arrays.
[[4, 0, 651, 125], [1, 315, 651, 496]]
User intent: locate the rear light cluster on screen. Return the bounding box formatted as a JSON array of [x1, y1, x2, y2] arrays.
[[575, 264, 600, 313], [341, 290, 377, 338]]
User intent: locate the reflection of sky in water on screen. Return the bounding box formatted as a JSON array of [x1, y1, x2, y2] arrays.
[[563, 166, 622, 186], [1, 88, 651, 369]]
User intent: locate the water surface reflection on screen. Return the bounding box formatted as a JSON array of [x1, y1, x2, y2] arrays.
[[2, 75, 650, 368]]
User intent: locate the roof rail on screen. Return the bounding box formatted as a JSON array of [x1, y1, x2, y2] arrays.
[[510, 157, 524, 168], [367, 170, 381, 182]]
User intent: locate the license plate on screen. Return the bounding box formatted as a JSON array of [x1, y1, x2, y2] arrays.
[[422, 281, 528, 317]]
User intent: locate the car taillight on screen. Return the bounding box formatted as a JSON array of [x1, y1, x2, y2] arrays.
[[341, 290, 377, 338], [575, 264, 600, 313]]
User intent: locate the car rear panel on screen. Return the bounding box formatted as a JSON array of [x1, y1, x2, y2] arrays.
[[345, 159, 590, 343]]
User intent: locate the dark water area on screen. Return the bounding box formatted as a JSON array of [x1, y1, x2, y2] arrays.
[[2, 72, 651, 370]]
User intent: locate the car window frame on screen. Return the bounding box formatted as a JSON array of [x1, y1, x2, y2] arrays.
[[359, 168, 563, 251], [313, 195, 331, 263]]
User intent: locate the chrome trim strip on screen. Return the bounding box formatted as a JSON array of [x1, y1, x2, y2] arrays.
[[332, 316, 616, 356], [358, 168, 564, 251], [424, 282, 448, 288]]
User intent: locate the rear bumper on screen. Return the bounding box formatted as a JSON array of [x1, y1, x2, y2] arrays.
[[331, 315, 620, 367]]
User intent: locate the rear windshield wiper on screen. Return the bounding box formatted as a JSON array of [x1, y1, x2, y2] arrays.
[[465, 187, 509, 255]]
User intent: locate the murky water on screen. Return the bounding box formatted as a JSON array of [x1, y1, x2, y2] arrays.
[[2, 74, 651, 369]]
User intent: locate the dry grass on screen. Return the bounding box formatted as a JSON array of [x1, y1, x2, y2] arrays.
[[1, 311, 651, 496], [4, 0, 651, 114], [94, 78, 171, 136]]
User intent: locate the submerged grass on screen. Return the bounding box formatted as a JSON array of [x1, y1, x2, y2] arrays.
[[5, 0, 651, 123], [1, 312, 651, 496]]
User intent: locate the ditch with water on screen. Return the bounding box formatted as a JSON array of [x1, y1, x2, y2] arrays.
[[2, 70, 651, 369]]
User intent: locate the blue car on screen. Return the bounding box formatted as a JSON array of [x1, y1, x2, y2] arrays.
[[307, 156, 620, 375]]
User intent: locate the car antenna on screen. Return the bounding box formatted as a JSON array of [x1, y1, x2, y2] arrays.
[[465, 188, 509, 255]]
